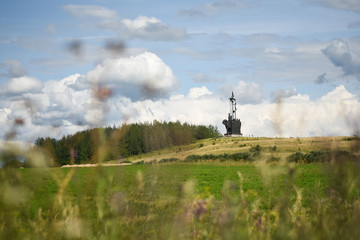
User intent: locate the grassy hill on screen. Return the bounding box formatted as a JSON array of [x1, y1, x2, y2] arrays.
[[119, 136, 358, 164]]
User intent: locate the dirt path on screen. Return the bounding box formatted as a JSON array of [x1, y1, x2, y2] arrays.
[[61, 163, 132, 168]]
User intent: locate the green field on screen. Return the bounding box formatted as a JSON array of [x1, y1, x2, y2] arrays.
[[1, 136, 360, 239]]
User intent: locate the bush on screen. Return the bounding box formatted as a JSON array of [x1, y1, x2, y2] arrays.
[[249, 145, 261, 159], [249, 145, 261, 153], [145, 159, 157, 165], [202, 154, 216, 160], [270, 146, 277, 152], [183, 151, 260, 163], [267, 155, 280, 163], [159, 158, 179, 164], [304, 151, 329, 163], [184, 155, 200, 162], [231, 152, 251, 161], [286, 150, 356, 163], [287, 151, 304, 163], [133, 160, 144, 165]]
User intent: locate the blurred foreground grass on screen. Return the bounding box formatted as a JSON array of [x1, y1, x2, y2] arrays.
[[1, 160, 360, 239]]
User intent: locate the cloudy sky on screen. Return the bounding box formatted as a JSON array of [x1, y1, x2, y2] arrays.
[[0, 0, 360, 142]]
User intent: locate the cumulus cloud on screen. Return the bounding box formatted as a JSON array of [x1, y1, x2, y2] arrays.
[[0, 51, 181, 140], [86, 51, 178, 100], [62, 4, 118, 20], [187, 86, 213, 98], [219, 81, 264, 104], [1, 80, 359, 141], [111, 87, 225, 128], [101, 15, 187, 41], [1, 60, 27, 78], [63, 4, 187, 41], [322, 39, 360, 80], [0, 76, 43, 96], [106, 84, 359, 138], [271, 87, 298, 100]]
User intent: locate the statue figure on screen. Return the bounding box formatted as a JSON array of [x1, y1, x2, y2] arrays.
[[223, 92, 242, 136]]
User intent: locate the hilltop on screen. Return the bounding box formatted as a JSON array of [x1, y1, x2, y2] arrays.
[[112, 136, 359, 165]]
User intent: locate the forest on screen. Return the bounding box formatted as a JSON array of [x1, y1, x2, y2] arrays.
[[32, 121, 219, 167]]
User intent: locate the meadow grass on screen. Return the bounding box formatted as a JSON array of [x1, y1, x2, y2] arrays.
[[1, 136, 360, 239], [0, 162, 355, 239], [120, 136, 357, 164]]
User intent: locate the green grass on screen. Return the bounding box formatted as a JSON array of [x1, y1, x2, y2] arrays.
[[1, 136, 360, 239], [1, 163, 342, 239], [19, 164, 329, 205]]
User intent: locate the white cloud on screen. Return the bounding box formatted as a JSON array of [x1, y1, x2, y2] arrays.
[[0, 79, 359, 141], [106, 84, 359, 138], [86, 51, 178, 100], [0, 76, 43, 96], [62, 4, 118, 20], [101, 15, 187, 41], [322, 38, 360, 80], [187, 86, 213, 98], [1, 60, 27, 78], [219, 81, 264, 104], [0, 108, 11, 126], [63, 5, 186, 41], [0, 51, 180, 141], [271, 87, 298, 100]]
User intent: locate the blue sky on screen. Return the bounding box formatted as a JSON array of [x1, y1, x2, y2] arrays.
[[1, 0, 360, 141]]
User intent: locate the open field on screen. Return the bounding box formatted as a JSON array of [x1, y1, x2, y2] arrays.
[[1, 136, 360, 239]]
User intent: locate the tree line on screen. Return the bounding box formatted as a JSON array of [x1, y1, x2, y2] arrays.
[[32, 121, 220, 167]]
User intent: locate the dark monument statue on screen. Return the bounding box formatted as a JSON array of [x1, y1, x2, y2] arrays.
[[222, 92, 242, 136]]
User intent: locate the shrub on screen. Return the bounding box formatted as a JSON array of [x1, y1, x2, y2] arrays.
[[287, 151, 305, 163], [231, 152, 251, 161], [133, 160, 144, 165], [145, 159, 157, 165], [249, 145, 261, 153], [249, 145, 261, 159], [159, 158, 179, 164], [270, 146, 277, 152], [184, 155, 200, 162], [304, 150, 329, 163], [202, 154, 216, 160], [267, 155, 280, 163]]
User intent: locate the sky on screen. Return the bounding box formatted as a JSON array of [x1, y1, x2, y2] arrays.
[[0, 0, 360, 142]]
